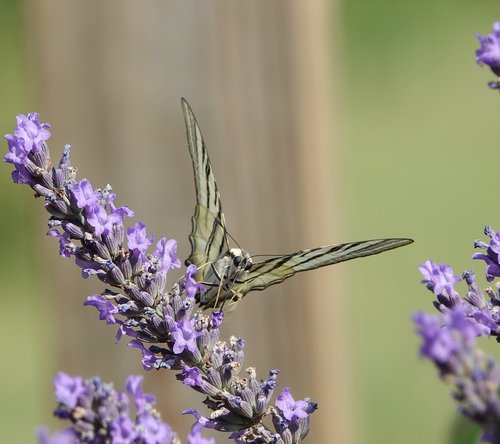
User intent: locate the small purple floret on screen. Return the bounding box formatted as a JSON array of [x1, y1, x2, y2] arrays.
[[473, 227, 500, 281], [171, 319, 201, 355], [69, 179, 99, 209], [275, 387, 309, 422], [419, 260, 461, 299], [47, 230, 72, 258], [4, 113, 51, 163], [153, 238, 181, 273], [185, 264, 206, 298], [4, 113, 51, 184], [53, 373, 86, 410], [84, 295, 118, 324], [86, 205, 120, 237], [128, 340, 159, 370], [127, 221, 154, 254], [180, 366, 204, 388]]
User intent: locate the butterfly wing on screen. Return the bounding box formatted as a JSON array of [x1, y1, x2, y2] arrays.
[[181, 99, 229, 281], [231, 238, 413, 297], [180, 99, 414, 306]]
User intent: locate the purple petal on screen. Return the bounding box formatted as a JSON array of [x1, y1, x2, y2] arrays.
[[125, 375, 156, 412], [109, 414, 138, 443], [180, 366, 204, 388], [185, 264, 206, 298], [275, 387, 309, 421], [187, 422, 215, 444], [154, 238, 181, 273], [69, 179, 99, 209], [170, 319, 201, 355], [126, 221, 153, 254], [37, 427, 78, 444], [128, 340, 159, 370], [84, 295, 118, 324], [54, 372, 86, 410], [476, 22, 500, 76]]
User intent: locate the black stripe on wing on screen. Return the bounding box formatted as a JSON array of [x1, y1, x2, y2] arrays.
[[182, 99, 229, 272], [241, 238, 413, 292]]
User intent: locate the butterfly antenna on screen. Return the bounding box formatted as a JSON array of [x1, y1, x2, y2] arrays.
[[248, 253, 282, 260], [215, 215, 244, 250]]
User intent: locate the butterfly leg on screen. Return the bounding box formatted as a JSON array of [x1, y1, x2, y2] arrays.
[[210, 273, 228, 310]]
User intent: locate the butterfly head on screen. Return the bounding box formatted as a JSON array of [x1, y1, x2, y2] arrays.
[[228, 248, 253, 272]]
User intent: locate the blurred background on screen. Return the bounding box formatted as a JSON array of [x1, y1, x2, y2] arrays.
[[1, 0, 499, 442]]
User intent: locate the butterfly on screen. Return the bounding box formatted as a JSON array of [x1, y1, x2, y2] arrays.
[[181, 99, 413, 309]]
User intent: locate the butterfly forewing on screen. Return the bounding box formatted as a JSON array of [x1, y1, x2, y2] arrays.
[[181, 99, 413, 308], [182, 99, 229, 283], [235, 238, 413, 295]]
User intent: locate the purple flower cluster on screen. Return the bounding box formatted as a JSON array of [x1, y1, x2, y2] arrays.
[[414, 307, 500, 443], [38, 373, 178, 444], [476, 21, 500, 89], [4, 113, 316, 443], [414, 225, 500, 442]]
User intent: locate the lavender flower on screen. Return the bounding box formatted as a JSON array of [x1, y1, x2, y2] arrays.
[[418, 256, 499, 337], [476, 22, 500, 77], [474, 226, 500, 281], [4, 113, 317, 442], [4, 113, 50, 184], [414, 307, 500, 443], [40, 373, 177, 444], [275, 388, 311, 422], [419, 260, 462, 308], [415, 224, 500, 442]]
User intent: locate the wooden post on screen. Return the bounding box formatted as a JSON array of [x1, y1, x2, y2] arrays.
[[30, 1, 351, 441]]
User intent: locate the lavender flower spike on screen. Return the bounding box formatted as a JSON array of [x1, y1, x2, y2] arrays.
[[414, 221, 500, 441], [5, 113, 317, 442], [414, 306, 500, 443]]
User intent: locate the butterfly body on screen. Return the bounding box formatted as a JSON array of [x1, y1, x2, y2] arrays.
[[196, 248, 253, 307], [181, 99, 413, 309]]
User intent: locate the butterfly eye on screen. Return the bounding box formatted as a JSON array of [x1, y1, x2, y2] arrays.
[[233, 255, 243, 266], [244, 259, 253, 271]]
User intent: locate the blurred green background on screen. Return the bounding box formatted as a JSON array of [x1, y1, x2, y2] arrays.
[[0, 0, 50, 441], [341, 2, 499, 443], [1, 0, 500, 443]]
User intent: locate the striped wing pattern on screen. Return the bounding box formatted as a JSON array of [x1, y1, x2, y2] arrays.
[[182, 99, 228, 281], [181, 99, 413, 307], [233, 238, 413, 296]]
